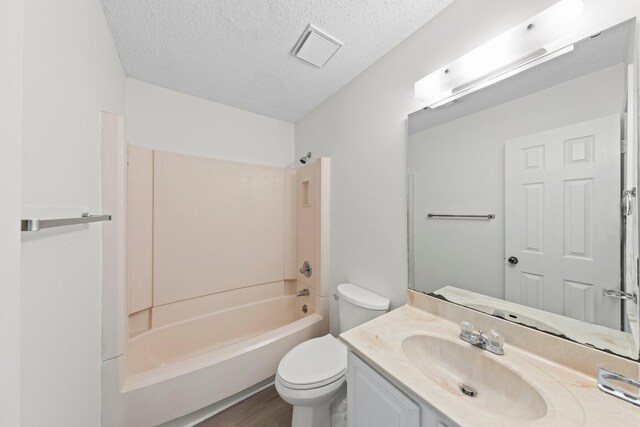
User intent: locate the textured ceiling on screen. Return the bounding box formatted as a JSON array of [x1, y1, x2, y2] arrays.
[[100, 0, 453, 122]]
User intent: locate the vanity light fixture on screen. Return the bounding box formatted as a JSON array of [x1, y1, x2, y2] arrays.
[[415, 0, 584, 108]]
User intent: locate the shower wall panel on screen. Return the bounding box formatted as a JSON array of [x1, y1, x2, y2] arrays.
[[284, 168, 297, 280], [127, 144, 153, 314], [153, 151, 286, 305], [296, 161, 320, 291]]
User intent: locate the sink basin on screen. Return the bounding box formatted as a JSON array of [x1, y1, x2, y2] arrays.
[[402, 334, 547, 420]]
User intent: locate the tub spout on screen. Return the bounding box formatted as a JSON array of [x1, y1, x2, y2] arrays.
[[296, 288, 310, 297]]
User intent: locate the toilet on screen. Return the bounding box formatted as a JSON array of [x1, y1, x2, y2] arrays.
[[276, 283, 390, 427]]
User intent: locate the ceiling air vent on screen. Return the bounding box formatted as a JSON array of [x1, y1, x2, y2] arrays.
[[292, 24, 342, 68]]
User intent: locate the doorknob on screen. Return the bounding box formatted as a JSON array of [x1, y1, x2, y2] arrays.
[[507, 256, 518, 265]]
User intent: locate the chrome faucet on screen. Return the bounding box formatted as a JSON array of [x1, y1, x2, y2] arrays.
[[296, 288, 310, 297], [459, 321, 504, 355]]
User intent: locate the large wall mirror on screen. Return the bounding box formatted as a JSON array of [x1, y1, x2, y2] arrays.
[[408, 19, 640, 360]]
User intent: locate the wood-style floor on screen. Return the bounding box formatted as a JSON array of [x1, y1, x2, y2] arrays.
[[196, 385, 292, 427]]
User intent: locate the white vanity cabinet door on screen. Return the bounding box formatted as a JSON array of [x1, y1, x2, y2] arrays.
[[347, 352, 420, 427], [420, 402, 459, 427]]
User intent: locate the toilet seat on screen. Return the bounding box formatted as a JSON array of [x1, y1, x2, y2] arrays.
[[277, 334, 347, 390]]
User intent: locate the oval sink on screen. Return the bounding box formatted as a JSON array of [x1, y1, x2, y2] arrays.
[[402, 334, 548, 421]]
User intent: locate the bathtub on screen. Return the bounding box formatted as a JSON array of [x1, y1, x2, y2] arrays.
[[102, 295, 327, 427]]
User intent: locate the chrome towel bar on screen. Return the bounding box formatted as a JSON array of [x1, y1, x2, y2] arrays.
[[21, 212, 112, 232], [427, 213, 495, 219]]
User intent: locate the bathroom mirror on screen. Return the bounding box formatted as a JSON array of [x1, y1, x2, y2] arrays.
[[407, 19, 640, 360]]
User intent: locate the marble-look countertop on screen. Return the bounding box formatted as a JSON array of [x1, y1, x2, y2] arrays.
[[340, 301, 640, 426]]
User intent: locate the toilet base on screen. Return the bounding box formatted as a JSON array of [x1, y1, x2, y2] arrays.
[[291, 401, 332, 427], [276, 378, 346, 427]]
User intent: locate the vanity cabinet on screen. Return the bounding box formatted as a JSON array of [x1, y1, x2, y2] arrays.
[[347, 351, 420, 427], [347, 351, 458, 427], [420, 405, 457, 427]]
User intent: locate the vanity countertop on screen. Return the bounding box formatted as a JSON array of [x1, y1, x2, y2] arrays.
[[340, 296, 640, 426]]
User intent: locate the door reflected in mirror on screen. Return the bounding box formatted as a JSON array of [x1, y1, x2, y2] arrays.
[[407, 19, 639, 360]]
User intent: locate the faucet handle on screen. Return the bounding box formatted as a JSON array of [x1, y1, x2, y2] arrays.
[[488, 329, 504, 350], [459, 321, 474, 337]]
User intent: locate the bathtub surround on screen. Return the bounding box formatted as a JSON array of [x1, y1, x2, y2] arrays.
[[152, 151, 291, 305], [124, 150, 322, 330], [102, 148, 330, 425]]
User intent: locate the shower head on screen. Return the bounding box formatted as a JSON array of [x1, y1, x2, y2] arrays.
[[299, 152, 312, 164]]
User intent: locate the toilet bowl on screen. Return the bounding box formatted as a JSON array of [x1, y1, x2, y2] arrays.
[[276, 283, 389, 427], [276, 334, 347, 427]]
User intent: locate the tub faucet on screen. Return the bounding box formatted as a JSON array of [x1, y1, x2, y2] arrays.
[[459, 321, 504, 355], [296, 288, 310, 297]]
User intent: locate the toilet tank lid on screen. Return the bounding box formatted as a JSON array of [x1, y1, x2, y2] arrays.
[[337, 283, 390, 310]]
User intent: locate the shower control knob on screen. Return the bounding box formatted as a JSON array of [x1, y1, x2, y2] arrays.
[[507, 256, 518, 265], [299, 261, 312, 278]]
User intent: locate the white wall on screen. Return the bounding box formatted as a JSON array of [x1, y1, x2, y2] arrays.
[[294, 0, 640, 334], [0, 1, 23, 425], [20, 0, 126, 425], [126, 78, 295, 167], [408, 65, 626, 299], [11, 0, 640, 422]]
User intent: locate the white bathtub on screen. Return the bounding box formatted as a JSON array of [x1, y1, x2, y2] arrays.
[[102, 295, 327, 426]]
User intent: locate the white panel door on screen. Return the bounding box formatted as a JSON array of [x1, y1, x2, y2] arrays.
[[505, 115, 621, 329], [347, 352, 420, 427]]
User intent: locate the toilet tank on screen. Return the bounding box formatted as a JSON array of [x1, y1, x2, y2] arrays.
[[337, 283, 390, 333]]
